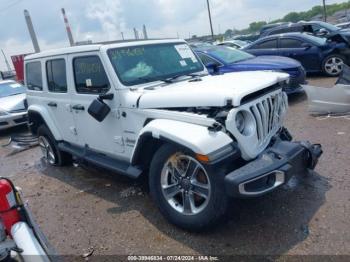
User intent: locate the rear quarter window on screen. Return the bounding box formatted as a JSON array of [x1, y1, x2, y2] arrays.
[[26, 61, 43, 91]]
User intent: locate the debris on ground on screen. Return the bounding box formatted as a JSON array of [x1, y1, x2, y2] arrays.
[[119, 186, 144, 198], [304, 64, 350, 115]]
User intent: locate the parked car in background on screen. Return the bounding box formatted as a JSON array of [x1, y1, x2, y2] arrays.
[[260, 21, 350, 44], [336, 21, 350, 30], [0, 80, 27, 130], [244, 33, 350, 76], [217, 40, 249, 49], [188, 41, 213, 48], [259, 22, 289, 36], [194, 45, 306, 94]]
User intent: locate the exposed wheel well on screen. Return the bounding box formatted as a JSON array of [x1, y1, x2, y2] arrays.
[[131, 133, 164, 171], [28, 110, 46, 135]]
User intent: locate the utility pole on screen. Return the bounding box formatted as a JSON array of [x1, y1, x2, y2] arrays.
[[121, 32, 125, 40], [24, 10, 40, 53], [133, 28, 139, 39], [61, 8, 75, 46], [322, 0, 327, 22], [206, 0, 214, 39], [1, 49, 11, 71], [143, 24, 148, 39]]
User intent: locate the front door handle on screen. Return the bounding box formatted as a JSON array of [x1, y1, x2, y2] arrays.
[[72, 104, 85, 111], [47, 102, 57, 107]]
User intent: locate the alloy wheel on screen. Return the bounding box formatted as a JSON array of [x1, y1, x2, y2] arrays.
[[160, 154, 211, 215], [325, 57, 344, 76], [38, 136, 56, 165]]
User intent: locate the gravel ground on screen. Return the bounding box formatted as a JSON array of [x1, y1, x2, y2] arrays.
[[0, 77, 349, 258]]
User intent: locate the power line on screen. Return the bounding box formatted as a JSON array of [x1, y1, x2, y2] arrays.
[[0, 0, 23, 14]]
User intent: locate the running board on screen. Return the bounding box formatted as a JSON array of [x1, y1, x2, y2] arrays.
[[58, 142, 142, 179]]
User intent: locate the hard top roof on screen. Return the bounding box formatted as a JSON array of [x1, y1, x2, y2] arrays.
[[25, 38, 184, 61]]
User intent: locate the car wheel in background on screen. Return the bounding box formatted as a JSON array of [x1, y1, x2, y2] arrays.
[[322, 54, 345, 77], [149, 143, 228, 231], [37, 125, 72, 166]]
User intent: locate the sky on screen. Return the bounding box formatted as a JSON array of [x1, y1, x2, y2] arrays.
[[0, 0, 347, 70]]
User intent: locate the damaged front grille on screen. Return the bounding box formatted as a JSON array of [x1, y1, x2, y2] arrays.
[[249, 91, 287, 146], [225, 88, 288, 160]]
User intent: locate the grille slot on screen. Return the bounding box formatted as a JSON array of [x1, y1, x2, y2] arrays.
[[250, 92, 286, 146]]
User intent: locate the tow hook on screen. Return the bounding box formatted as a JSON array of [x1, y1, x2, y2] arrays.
[[299, 141, 323, 170]]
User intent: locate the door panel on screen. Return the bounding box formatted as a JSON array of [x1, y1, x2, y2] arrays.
[[278, 38, 321, 72], [67, 53, 125, 157], [43, 56, 77, 144]]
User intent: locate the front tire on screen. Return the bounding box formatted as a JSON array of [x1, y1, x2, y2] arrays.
[[149, 144, 228, 231], [322, 54, 345, 77], [37, 125, 72, 166]]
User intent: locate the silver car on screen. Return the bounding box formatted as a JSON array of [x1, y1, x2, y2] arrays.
[[0, 80, 28, 130]]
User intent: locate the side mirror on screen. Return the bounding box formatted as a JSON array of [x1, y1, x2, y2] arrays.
[[301, 43, 312, 50], [88, 94, 113, 122], [206, 62, 219, 73]]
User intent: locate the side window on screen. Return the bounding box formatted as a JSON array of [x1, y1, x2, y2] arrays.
[[198, 54, 220, 67], [46, 59, 67, 93], [26, 61, 43, 91], [73, 56, 110, 94], [280, 38, 304, 48], [254, 39, 277, 49]]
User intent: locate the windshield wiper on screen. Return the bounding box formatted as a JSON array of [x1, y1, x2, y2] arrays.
[[162, 73, 206, 83]]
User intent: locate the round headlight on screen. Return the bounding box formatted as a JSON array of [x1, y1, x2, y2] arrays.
[[235, 112, 245, 133]]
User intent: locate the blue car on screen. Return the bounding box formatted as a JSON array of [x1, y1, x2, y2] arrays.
[[194, 45, 306, 94], [243, 33, 350, 77]]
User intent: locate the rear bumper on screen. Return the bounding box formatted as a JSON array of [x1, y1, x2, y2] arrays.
[[224, 139, 322, 198]]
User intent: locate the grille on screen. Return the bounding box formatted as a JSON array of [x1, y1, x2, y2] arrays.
[[249, 91, 287, 146]]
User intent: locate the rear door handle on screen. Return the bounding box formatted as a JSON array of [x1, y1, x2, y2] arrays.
[[47, 102, 57, 107], [72, 104, 85, 111]]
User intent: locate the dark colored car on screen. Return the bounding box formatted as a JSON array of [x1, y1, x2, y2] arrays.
[[244, 33, 350, 76], [260, 21, 350, 44], [194, 45, 306, 94]]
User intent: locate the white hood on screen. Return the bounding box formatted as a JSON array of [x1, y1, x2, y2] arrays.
[[0, 93, 27, 112], [137, 71, 289, 108]]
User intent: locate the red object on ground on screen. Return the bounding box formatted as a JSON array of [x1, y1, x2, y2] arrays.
[[11, 54, 30, 83], [0, 179, 20, 235]]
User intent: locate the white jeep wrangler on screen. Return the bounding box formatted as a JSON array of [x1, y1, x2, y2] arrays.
[[25, 39, 322, 230]]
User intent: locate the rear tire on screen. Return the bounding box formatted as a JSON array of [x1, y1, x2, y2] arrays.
[[149, 143, 228, 231], [37, 125, 72, 166], [322, 54, 345, 77]]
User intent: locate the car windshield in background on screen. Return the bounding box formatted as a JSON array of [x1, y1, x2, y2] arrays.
[[208, 47, 254, 64], [0, 82, 26, 98], [108, 43, 204, 86]]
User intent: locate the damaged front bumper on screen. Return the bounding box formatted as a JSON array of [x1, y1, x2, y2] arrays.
[[224, 138, 322, 198]]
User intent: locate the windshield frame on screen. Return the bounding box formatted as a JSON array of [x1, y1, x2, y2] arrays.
[[107, 42, 205, 87], [0, 81, 26, 98]]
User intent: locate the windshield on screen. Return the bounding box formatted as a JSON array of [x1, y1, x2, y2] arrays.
[[0, 82, 26, 98], [108, 43, 204, 86], [207, 47, 254, 64], [317, 21, 340, 32]]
